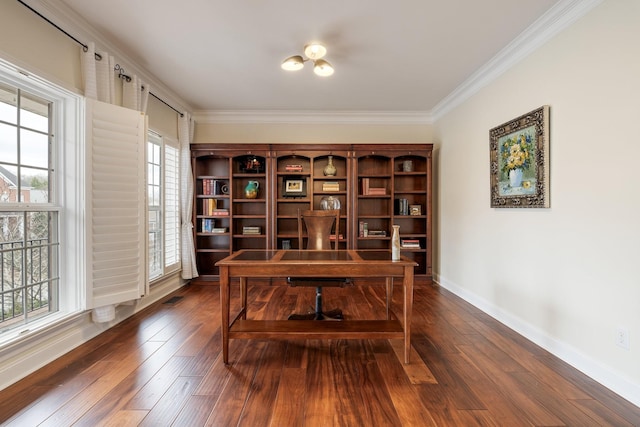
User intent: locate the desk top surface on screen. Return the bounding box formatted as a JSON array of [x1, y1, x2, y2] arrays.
[[216, 249, 416, 266]]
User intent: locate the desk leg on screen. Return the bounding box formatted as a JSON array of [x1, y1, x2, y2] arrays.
[[240, 277, 247, 320], [403, 265, 414, 364], [220, 266, 230, 364], [386, 277, 393, 320]]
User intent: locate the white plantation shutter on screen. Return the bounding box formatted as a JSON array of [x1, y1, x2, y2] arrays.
[[85, 98, 148, 311], [164, 143, 180, 269]]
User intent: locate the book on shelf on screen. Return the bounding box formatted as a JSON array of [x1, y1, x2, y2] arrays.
[[202, 179, 228, 195], [201, 218, 214, 233], [359, 221, 369, 237], [361, 177, 369, 195], [396, 198, 409, 215], [242, 226, 262, 235], [201, 219, 226, 234], [202, 198, 217, 215], [285, 164, 303, 172], [367, 230, 387, 237], [322, 182, 340, 192], [211, 208, 229, 216], [329, 234, 344, 241], [360, 178, 386, 195], [401, 238, 421, 248], [367, 187, 386, 195]]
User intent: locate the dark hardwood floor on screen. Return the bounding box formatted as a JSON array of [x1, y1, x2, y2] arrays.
[[1, 282, 638, 426]]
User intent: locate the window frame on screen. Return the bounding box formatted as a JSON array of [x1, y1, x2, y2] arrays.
[[0, 58, 84, 343], [147, 130, 181, 283]]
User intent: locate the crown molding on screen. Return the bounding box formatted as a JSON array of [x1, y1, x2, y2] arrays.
[[431, 0, 603, 121], [20, 0, 601, 125], [22, 0, 192, 115], [193, 110, 433, 125]]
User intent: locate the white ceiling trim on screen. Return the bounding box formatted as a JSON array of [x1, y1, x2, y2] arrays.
[[194, 110, 434, 125], [431, 0, 603, 121]]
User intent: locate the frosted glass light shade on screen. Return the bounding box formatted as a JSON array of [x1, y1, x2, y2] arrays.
[[304, 43, 327, 60], [281, 55, 305, 71], [313, 59, 334, 77]]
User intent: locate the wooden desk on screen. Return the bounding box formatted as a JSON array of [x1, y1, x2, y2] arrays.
[[216, 250, 417, 364]]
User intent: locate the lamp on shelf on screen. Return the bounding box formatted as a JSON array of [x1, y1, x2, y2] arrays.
[[281, 43, 335, 77]]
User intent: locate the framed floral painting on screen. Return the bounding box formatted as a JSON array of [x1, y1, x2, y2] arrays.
[[490, 105, 550, 208]]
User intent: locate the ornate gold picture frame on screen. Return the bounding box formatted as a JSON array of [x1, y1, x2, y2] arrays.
[[490, 105, 550, 208]]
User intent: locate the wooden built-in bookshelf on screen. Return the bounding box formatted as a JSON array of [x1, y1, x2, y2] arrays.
[[191, 143, 432, 282]]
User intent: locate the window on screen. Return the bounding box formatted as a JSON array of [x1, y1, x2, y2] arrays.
[[147, 131, 180, 281], [0, 60, 82, 337]]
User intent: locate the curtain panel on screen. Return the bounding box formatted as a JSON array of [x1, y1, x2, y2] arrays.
[[179, 113, 198, 279]]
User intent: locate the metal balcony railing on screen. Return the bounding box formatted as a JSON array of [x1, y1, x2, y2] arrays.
[[1, 238, 57, 327]]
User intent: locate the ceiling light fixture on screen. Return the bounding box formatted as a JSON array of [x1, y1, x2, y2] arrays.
[[281, 43, 334, 77]]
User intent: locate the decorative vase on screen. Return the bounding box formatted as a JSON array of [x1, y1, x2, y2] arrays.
[[509, 168, 523, 188], [323, 155, 337, 176], [244, 180, 259, 199], [391, 225, 400, 261], [320, 195, 341, 211]]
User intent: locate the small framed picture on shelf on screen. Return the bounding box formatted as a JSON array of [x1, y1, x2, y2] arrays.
[[409, 204, 422, 216], [283, 178, 306, 197]]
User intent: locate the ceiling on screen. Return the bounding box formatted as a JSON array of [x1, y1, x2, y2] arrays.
[[53, 0, 561, 118]]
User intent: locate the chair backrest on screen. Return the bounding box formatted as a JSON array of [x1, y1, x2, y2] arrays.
[[297, 209, 340, 250]]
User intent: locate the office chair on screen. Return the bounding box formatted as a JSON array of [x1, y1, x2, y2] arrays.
[[287, 209, 352, 320]]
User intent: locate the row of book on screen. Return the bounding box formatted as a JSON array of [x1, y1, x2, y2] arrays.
[[360, 178, 386, 195], [201, 218, 227, 233], [358, 221, 387, 237], [202, 199, 229, 216], [201, 179, 228, 195]]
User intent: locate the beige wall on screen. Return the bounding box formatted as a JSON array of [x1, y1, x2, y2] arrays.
[[194, 122, 432, 144], [434, 0, 640, 402], [0, 0, 81, 91], [0, 0, 179, 138], [147, 97, 179, 139]]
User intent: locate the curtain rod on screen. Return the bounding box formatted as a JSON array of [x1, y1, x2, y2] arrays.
[[17, 0, 184, 117]]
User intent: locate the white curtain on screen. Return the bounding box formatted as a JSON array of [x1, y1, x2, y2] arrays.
[[179, 113, 198, 279], [82, 41, 149, 113], [123, 74, 150, 112], [81, 42, 116, 104]]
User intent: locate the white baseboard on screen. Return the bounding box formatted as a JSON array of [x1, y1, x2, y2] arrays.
[[0, 274, 186, 390], [435, 273, 640, 408]]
